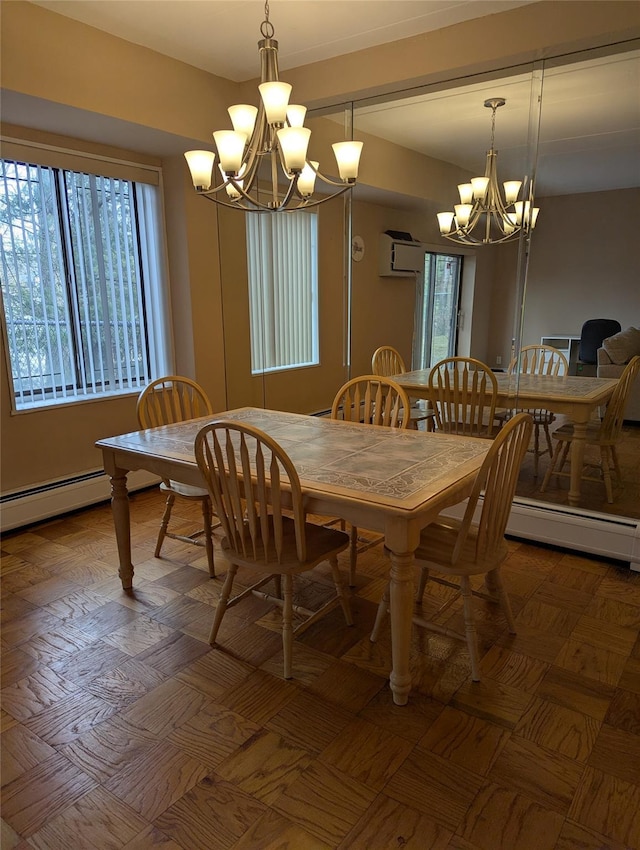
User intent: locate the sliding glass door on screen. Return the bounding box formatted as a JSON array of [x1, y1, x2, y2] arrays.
[[412, 252, 463, 369]]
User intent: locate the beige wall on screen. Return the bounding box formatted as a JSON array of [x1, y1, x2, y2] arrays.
[[2, 0, 639, 497], [521, 188, 640, 345]]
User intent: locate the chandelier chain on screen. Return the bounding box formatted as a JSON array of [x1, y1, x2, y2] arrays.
[[261, 0, 274, 38]]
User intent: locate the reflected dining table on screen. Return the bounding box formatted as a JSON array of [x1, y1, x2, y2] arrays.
[[97, 406, 491, 705], [393, 370, 619, 507]]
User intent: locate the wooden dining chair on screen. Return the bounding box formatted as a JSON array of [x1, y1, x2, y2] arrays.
[[540, 355, 640, 503], [331, 375, 412, 585], [495, 344, 569, 477], [371, 412, 533, 682], [194, 420, 353, 679], [331, 374, 412, 428], [429, 356, 498, 438], [137, 375, 217, 576], [371, 345, 433, 430]]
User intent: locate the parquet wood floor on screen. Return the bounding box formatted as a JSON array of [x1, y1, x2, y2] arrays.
[[2, 489, 640, 849]]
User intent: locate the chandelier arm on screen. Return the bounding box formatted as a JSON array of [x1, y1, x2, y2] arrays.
[[311, 166, 353, 188]]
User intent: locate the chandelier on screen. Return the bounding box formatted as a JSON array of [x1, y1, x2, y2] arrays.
[[184, 1, 363, 213], [436, 98, 539, 245]]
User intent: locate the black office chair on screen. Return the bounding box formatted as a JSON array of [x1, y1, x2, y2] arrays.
[[577, 319, 621, 376]]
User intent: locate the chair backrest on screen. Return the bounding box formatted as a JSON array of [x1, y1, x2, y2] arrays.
[[508, 344, 568, 376], [331, 375, 411, 428], [194, 420, 307, 565], [579, 319, 622, 364], [137, 376, 212, 428], [600, 355, 640, 442], [454, 412, 533, 566], [371, 345, 407, 376], [428, 357, 498, 437]]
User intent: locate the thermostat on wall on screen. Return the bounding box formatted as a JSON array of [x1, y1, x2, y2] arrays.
[[351, 235, 365, 262]]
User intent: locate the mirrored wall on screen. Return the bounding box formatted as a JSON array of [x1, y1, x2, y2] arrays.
[[216, 39, 639, 558], [348, 41, 639, 528]]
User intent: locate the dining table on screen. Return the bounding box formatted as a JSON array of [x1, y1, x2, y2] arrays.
[[393, 370, 619, 507], [96, 406, 491, 706]]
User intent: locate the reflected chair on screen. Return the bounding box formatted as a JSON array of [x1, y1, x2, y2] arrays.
[[576, 319, 621, 376], [495, 344, 568, 477], [194, 420, 352, 679], [371, 412, 533, 682], [429, 356, 498, 438], [371, 345, 433, 430], [331, 374, 412, 428], [331, 375, 412, 585], [541, 355, 640, 503], [137, 375, 217, 576]]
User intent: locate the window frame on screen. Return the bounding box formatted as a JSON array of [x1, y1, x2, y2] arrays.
[[0, 142, 172, 413]]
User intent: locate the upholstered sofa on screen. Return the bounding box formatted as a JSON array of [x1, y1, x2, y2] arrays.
[[596, 325, 640, 422]]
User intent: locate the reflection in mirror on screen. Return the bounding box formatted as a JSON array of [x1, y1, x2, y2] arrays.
[[351, 43, 639, 543], [216, 106, 352, 417], [517, 46, 640, 521]]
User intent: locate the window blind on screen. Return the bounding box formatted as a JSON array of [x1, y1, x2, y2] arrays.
[[246, 210, 319, 374]]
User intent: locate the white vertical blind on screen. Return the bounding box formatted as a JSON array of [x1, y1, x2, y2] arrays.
[[0, 157, 171, 409], [246, 210, 318, 374]]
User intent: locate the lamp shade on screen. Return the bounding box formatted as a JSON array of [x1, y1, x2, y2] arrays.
[[455, 204, 473, 227], [259, 82, 292, 125], [332, 141, 363, 180], [437, 211, 455, 234], [286, 105, 307, 127], [277, 127, 311, 172], [298, 161, 319, 197], [471, 177, 489, 199], [503, 180, 522, 204], [457, 183, 473, 204], [213, 131, 247, 174], [184, 150, 216, 190], [228, 104, 258, 138]]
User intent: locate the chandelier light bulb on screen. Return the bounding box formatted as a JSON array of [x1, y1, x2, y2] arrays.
[[503, 180, 522, 204], [286, 105, 307, 128], [471, 177, 489, 199], [259, 81, 292, 125], [184, 150, 216, 190], [297, 161, 319, 196], [455, 204, 473, 227], [332, 141, 363, 181], [213, 131, 247, 174], [277, 127, 311, 172], [228, 104, 258, 138], [437, 211, 455, 234], [457, 183, 473, 204]]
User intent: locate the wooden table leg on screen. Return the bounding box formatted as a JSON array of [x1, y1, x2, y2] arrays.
[[388, 549, 415, 706], [568, 420, 588, 507], [109, 471, 134, 589]]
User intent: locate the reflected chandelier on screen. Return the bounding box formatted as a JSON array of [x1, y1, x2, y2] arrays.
[[184, 0, 363, 213], [437, 98, 539, 245]]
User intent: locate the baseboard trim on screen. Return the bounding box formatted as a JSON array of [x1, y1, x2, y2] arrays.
[[443, 497, 639, 571], [1, 469, 160, 533]]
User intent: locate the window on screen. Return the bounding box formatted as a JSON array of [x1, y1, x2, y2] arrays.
[[246, 210, 319, 374], [412, 251, 463, 369], [0, 154, 171, 410]]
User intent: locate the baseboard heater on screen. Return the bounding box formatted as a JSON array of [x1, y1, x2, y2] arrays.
[[1, 468, 160, 533], [443, 497, 640, 571]]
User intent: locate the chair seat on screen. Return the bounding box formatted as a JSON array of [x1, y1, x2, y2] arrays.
[[551, 421, 608, 445], [222, 517, 349, 574], [412, 518, 509, 576], [496, 407, 555, 425], [162, 480, 210, 499]]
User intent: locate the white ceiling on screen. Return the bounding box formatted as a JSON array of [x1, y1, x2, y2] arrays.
[[28, 0, 535, 81], [11, 2, 640, 200]]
